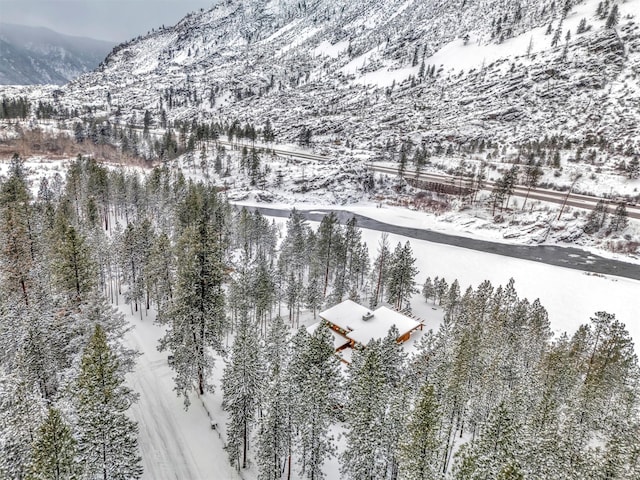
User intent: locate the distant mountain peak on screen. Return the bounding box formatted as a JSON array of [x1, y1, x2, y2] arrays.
[[0, 23, 114, 85]]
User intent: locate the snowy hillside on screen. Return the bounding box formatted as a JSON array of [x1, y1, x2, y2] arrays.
[[2, 1, 639, 203], [1, 0, 639, 257], [55, 0, 640, 160]]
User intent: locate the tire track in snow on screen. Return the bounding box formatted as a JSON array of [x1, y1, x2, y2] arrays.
[[129, 363, 198, 478], [123, 311, 238, 480], [126, 332, 200, 479]]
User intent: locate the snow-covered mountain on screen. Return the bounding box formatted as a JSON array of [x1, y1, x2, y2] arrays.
[[0, 23, 113, 85], [56, 0, 639, 154]]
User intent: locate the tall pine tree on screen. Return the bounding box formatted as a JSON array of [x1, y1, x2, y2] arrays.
[[28, 407, 79, 480], [76, 324, 142, 479], [222, 313, 263, 470], [256, 316, 292, 480]]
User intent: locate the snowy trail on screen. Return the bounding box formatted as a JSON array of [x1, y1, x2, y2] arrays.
[[121, 307, 238, 480]]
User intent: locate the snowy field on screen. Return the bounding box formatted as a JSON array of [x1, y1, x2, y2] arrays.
[[356, 226, 640, 341]]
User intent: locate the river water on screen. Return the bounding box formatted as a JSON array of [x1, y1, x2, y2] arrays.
[[250, 206, 640, 281]]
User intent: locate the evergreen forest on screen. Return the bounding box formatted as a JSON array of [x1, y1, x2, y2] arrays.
[[0, 154, 637, 480]]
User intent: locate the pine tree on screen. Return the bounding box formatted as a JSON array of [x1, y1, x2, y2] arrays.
[[0, 371, 47, 480], [305, 276, 323, 320], [472, 162, 487, 205], [28, 408, 79, 480], [146, 232, 173, 309], [200, 146, 208, 177], [263, 119, 275, 143], [453, 402, 522, 479], [341, 327, 408, 479], [398, 144, 408, 178], [609, 203, 628, 232], [521, 159, 543, 210], [285, 327, 311, 474], [386, 241, 419, 310], [413, 147, 427, 175], [545, 22, 553, 35], [502, 166, 520, 209], [70, 290, 136, 375], [294, 324, 341, 480], [158, 187, 227, 401], [444, 279, 461, 313], [222, 313, 263, 470], [399, 385, 441, 480], [0, 154, 35, 306], [85, 159, 110, 231], [18, 314, 59, 401], [76, 324, 142, 479], [422, 277, 435, 304], [339, 216, 362, 294], [51, 220, 95, 304], [606, 4, 619, 28], [489, 177, 507, 216], [119, 220, 153, 317], [316, 212, 339, 296], [574, 312, 637, 432], [551, 21, 563, 47], [576, 18, 588, 34], [329, 230, 348, 303], [583, 200, 608, 234], [257, 317, 292, 480], [279, 208, 310, 281], [435, 277, 449, 305], [142, 110, 152, 138], [285, 271, 301, 326], [341, 340, 387, 479], [370, 233, 391, 307], [253, 255, 276, 326], [378, 328, 409, 478], [74, 122, 86, 143]]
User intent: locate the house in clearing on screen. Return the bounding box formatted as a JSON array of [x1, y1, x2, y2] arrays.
[[309, 300, 424, 363]]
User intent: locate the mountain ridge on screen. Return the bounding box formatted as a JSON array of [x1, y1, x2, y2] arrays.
[[3, 0, 639, 192], [0, 23, 113, 85], [61, 0, 639, 150]]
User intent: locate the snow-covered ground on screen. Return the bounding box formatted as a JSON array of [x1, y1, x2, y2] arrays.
[[121, 305, 240, 480], [264, 216, 640, 348], [2, 133, 637, 479], [118, 213, 639, 480]]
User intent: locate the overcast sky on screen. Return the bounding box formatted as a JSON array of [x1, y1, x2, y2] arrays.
[[0, 0, 216, 43]]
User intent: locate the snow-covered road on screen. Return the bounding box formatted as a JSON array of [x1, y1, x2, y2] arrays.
[[121, 307, 239, 480]]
